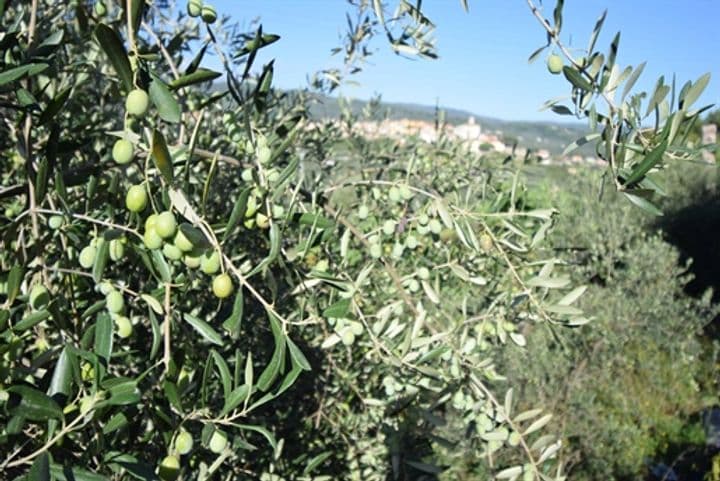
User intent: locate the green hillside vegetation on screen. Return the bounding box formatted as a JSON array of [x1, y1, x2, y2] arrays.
[[307, 93, 590, 155]]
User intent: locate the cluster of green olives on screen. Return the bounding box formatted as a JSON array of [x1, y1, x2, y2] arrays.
[[186, 0, 217, 24], [141, 209, 234, 299], [112, 89, 150, 165], [158, 429, 227, 480]]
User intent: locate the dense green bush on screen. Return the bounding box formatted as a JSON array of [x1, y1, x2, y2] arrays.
[[496, 166, 719, 481], [0, 1, 713, 480]]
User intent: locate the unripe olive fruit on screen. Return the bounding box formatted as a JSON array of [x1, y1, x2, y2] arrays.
[[208, 430, 228, 453], [212, 273, 233, 299], [145, 213, 159, 231], [126, 185, 148, 213], [112, 139, 134, 165], [184, 255, 201, 269], [388, 187, 401, 203], [174, 430, 194, 455], [154, 211, 177, 239], [200, 251, 220, 274], [417, 267, 430, 280], [547, 54, 563, 75], [79, 245, 97, 268], [255, 212, 270, 229], [48, 215, 64, 229], [428, 219, 442, 234], [241, 168, 253, 182], [382, 220, 395, 236], [186, 0, 202, 17], [80, 362, 95, 382], [439, 228, 456, 242], [158, 455, 180, 481], [358, 205, 369, 220], [29, 285, 50, 310], [94, 1, 107, 16], [106, 290, 124, 314], [369, 244, 382, 259], [200, 4, 217, 23], [163, 243, 183, 261], [144, 229, 163, 250], [341, 330, 355, 346], [173, 229, 194, 252], [256, 145, 272, 165], [126, 89, 150, 117], [109, 239, 125, 261], [79, 395, 95, 416], [114, 315, 132, 338], [480, 234, 493, 252]]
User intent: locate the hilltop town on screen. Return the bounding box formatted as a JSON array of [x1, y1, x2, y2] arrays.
[[323, 115, 603, 165]]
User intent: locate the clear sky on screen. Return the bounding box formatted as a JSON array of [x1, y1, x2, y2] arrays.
[[210, 0, 719, 122]]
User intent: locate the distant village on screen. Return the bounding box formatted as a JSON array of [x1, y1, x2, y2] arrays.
[[321, 116, 604, 165]]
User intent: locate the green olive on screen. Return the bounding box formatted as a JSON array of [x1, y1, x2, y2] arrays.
[[109, 239, 125, 261], [48, 215, 64, 229], [174, 430, 194, 455], [186, 0, 202, 17], [256, 145, 272, 165], [547, 54, 563, 75], [94, 1, 107, 16], [212, 273, 233, 299], [126, 89, 150, 117], [114, 315, 132, 338], [162, 243, 183, 261], [106, 290, 124, 314], [200, 4, 217, 23], [154, 211, 177, 239], [145, 213, 159, 232], [208, 430, 227, 453], [183, 255, 201, 269], [79, 245, 97, 268], [158, 455, 180, 481], [173, 229, 194, 252], [125, 185, 148, 213], [29, 285, 50, 310], [112, 139, 134, 165], [200, 251, 220, 275], [144, 229, 163, 250]]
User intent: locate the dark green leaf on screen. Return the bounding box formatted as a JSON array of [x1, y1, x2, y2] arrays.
[[50, 464, 111, 481], [623, 191, 663, 216], [0, 63, 49, 87], [8, 385, 63, 421], [94, 24, 133, 91], [94, 314, 113, 364], [13, 309, 50, 331], [48, 347, 74, 399], [222, 187, 250, 243], [287, 337, 311, 371], [92, 238, 109, 283], [149, 76, 181, 123], [562, 66, 593, 92], [623, 139, 668, 186], [29, 452, 51, 481], [211, 349, 233, 400], [183, 313, 223, 346], [6, 265, 23, 305], [169, 68, 222, 90], [39, 87, 72, 125], [151, 129, 174, 183], [222, 290, 244, 338]]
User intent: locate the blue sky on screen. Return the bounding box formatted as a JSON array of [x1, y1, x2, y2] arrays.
[[210, 0, 719, 122]]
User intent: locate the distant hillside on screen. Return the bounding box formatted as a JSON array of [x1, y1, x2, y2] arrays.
[[307, 93, 592, 155]]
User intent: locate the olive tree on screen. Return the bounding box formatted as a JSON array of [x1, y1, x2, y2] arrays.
[[0, 1, 710, 480]]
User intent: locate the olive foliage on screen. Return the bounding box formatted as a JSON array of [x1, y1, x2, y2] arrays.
[[0, 1, 711, 480]]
